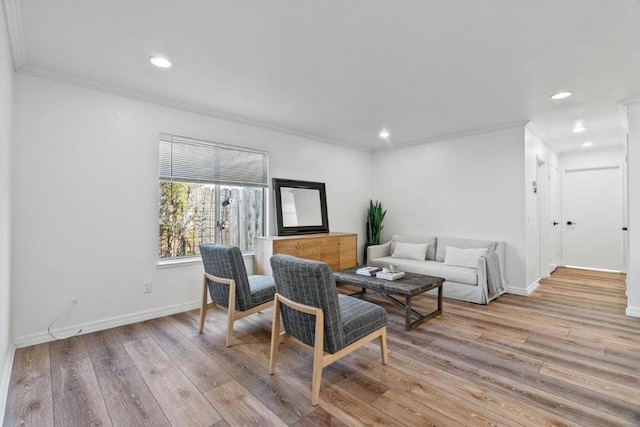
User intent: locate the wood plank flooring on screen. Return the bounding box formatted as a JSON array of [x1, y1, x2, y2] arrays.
[[4, 267, 639, 426]]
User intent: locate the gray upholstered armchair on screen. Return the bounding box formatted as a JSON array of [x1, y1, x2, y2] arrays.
[[268, 254, 388, 405], [199, 244, 276, 347]]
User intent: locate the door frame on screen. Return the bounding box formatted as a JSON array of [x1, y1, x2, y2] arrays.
[[537, 158, 550, 278], [548, 164, 562, 273]]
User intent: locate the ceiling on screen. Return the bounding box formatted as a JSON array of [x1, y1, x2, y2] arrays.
[[5, 0, 640, 152]]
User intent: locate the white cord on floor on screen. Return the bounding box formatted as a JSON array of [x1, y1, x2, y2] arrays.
[[47, 299, 83, 340]]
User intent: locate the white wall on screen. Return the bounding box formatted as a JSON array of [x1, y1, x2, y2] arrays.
[[11, 74, 373, 344], [371, 125, 527, 293], [524, 127, 560, 289], [626, 103, 640, 317], [0, 4, 14, 419], [561, 146, 626, 170]]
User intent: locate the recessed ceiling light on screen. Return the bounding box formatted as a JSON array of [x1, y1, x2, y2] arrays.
[[550, 91, 573, 100], [582, 142, 594, 147], [379, 129, 390, 138], [573, 125, 586, 133], [149, 56, 172, 68]]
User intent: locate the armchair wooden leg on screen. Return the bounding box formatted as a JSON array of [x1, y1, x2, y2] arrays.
[[225, 315, 234, 347], [269, 295, 281, 375], [380, 327, 388, 365], [225, 280, 237, 347], [199, 275, 208, 333], [311, 311, 325, 406], [225, 306, 235, 347], [311, 354, 323, 406]]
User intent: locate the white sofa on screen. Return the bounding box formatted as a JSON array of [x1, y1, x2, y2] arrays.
[[367, 234, 507, 304]]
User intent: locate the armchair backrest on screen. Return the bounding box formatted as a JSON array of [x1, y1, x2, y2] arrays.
[[270, 254, 345, 353], [200, 244, 253, 311]]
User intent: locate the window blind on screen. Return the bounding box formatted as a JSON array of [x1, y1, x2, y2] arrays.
[[159, 134, 269, 187]]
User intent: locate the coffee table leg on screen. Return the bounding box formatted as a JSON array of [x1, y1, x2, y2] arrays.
[[348, 287, 367, 298], [438, 284, 443, 313], [405, 296, 411, 331]]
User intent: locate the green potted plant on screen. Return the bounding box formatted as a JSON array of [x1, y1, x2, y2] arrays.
[[365, 199, 386, 264]]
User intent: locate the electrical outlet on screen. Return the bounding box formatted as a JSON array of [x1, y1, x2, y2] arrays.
[[144, 281, 152, 294]]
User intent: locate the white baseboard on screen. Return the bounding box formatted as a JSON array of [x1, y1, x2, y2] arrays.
[[13, 300, 201, 348], [507, 280, 540, 296], [564, 265, 624, 273], [626, 306, 640, 318], [0, 344, 16, 425]]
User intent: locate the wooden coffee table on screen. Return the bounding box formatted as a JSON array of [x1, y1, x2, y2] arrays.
[[333, 267, 444, 331]]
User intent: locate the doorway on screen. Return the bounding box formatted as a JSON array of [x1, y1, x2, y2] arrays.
[[563, 166, 624, 271]]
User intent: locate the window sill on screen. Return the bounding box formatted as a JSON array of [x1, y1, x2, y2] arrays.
[[157, 256, 202, 269], [157, 251, 255, 269]]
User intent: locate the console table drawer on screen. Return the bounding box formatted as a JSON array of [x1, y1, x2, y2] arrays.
[[254, 232, 357, 275]]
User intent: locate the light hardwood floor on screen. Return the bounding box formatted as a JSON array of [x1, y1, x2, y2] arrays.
[[4, 267, 639, 426]]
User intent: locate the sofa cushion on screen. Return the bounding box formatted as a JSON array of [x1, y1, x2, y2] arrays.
[[392, 242, 429, 261], [444, 246, 488, 268], [435, 237, 496, 262], [370, 256, 478, 286], [390, 234, 437, 260]]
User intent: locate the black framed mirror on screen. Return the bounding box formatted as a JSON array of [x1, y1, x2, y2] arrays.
[[273, 178, 329, 236]]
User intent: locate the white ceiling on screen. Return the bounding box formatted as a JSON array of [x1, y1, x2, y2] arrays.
[[5, 0, 640, 152]]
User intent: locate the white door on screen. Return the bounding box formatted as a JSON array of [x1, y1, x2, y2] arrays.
[[549, 165, 562, 272], [563, 166, 623, 270]]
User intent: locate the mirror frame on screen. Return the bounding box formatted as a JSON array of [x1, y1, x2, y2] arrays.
[[273, 178, 329, 236]]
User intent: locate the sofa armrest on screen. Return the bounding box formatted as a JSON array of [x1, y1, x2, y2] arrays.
[[477, 256, 488, 297], [367, 242, 391, 261]]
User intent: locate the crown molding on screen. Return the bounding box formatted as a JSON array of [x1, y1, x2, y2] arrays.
[[526, 121, 561, 156], [2, 0, 25, 69], [621, 96, 640, 107], [14, 64, 536, 154], [372, 120, 529, 152], [16, 65, 374, 153], [3, 1, 533, 157], [525, 121, 549, 143], [12, 46, 531, 155]]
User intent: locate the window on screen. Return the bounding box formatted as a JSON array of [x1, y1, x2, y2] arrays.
[[158, 134, 268, 259]]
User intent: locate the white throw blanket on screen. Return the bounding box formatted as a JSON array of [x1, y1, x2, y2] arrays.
[[481, 252, 506, 301]]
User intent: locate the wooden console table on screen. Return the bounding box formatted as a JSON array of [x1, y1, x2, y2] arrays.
[[254, 232, 357, 275]]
